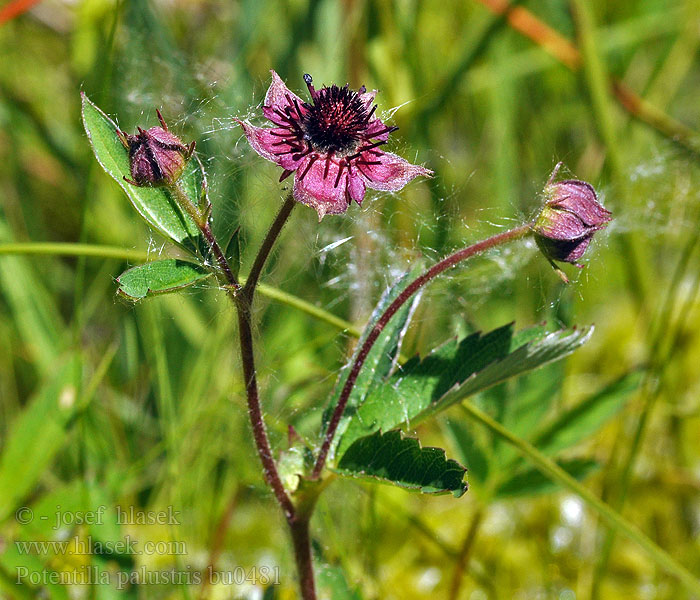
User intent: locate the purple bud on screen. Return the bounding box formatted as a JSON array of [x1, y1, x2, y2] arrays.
[[533, 164, 612, 270], [118, 110, 195, 187]]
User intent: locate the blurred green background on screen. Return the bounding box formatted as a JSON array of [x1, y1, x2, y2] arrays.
[[1, 0, 700, 598]]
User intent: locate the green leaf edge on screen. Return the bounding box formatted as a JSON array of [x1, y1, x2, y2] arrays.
[[80, 92, 202, 246], [336, 324, 593, 458], [333, 429, 468, 497], [116, 259, 212, 301], [322, 264, 424, 454], [418, 325, 595, 424]]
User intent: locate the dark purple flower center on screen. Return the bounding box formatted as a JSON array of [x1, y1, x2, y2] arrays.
[[301, 79, 371, 155]]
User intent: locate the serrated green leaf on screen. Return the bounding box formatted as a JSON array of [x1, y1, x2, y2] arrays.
[[321, 265, 423, 456], [532, 370, 642, 456], [81, 93, 205, 254], [337, 324, 592, 457], [334, 430, 468, 496], [116, 259, 212, 301], [494, 458, 599, 498], [429, 326, 593, 421]]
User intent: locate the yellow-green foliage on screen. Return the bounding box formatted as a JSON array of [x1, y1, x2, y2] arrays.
[[1, 1, 700, 598]]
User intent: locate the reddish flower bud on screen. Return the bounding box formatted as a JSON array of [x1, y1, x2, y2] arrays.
[[118, 110, 195, 187], [533, 163, 612, 274]]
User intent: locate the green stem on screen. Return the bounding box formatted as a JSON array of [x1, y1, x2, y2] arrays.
[[459, 399, 700, 596], [0, 242, 149, 262], [169, 182, 239, 287], [448, 508, 484, 600], [0, 242, 358, 337]]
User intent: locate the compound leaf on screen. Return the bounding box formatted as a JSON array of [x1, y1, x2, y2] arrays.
[[321, 265, 423, 456], [336, 324, 592, 457]]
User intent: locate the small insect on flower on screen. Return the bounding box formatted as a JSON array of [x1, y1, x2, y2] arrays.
[[236, 71, 432, 219], [533, 162, 612, 282], [117, 110, 195, 187]]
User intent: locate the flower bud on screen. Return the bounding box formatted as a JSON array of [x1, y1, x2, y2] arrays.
[[533, 164, 611, 274], [118, 110, 195, 187]]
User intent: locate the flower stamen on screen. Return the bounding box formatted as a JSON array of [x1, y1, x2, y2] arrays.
[[298, 154, 318, 181]]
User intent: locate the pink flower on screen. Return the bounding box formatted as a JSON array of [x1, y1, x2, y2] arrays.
[[117, 110, 195, 187], [236, 71, 432, 219]]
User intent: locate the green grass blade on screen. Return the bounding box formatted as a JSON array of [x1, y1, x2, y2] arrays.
[[0, 356, 79, 524], [460, 399, 700, 596]]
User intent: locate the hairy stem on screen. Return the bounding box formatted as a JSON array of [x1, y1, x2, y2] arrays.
[[201, 220, 239, 287], [235, 305, 295, 518], [169, 182, 239, 287], [229, 196, 297, 517], [171, 185, 300, 549], [289, 513, 317, 600], [231, 194, 318, 598], [312, 222, 533, 478]]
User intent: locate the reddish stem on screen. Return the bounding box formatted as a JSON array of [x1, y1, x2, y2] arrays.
[[231, 196, 297, 518], [312, 223, 533, 478], [289, 513, 317, 599], [242, 194, 295, 301], [236, 306, 296, 518]]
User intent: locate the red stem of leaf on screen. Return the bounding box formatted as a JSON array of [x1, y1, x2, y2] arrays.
[[312, 222, 533, 478]]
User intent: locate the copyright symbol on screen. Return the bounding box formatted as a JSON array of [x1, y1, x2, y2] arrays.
[[15, 507, 33, 524]]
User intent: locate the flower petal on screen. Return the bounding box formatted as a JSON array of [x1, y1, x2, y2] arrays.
[[358, 89, 377, 108], [537, 234, 592, 265], [262, 70, 307, 125], [236, 120, 306, 171], [347, 170, 366, 205], [293, 156, 350, 220], [549, 180, 612, 227], [535, 209, 591, 241], [357, 151, 432, 192], [364, 117, 392, 141], [563, 235, 592, 263]]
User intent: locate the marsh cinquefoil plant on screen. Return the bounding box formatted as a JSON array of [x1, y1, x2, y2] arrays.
[[82, 71, 610, 599]]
